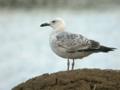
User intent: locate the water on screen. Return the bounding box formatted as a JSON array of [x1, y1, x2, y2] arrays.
[[0, 9, 120, 90]]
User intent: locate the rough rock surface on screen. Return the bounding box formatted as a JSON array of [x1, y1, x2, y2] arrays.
[[12, 69, 120, 90]]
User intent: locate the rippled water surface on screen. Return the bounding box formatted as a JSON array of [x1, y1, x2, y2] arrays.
[[0, 9, 120, 90]]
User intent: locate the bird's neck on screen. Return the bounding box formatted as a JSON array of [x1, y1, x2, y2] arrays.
[[54, 27, 65, 32], [51, 29, 65, 36]]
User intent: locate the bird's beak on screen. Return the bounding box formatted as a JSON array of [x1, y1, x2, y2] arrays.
[[40, 23, 50, 27]]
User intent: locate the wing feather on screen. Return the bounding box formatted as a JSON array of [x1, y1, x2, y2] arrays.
[[55, 32, 100, 52]]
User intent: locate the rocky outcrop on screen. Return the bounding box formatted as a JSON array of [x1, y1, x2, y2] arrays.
[[12, 69, 120, 90]]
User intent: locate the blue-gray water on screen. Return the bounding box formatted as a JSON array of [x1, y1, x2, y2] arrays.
[[0, 9, 120, 90]]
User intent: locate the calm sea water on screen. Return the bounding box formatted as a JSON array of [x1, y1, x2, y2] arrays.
[[0, 9, 120, 90]]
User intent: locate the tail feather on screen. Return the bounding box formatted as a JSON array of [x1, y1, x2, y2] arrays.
[[99, 46, 116, 52], [77, 46, 116, 53]]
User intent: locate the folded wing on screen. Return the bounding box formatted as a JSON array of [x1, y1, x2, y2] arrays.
[[55, 32, 100, 52]]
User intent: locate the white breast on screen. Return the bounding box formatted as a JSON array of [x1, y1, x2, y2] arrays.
[[49, 31, 68, 58]]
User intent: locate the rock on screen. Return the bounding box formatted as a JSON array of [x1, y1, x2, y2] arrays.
[[12, 69, 120, 90]]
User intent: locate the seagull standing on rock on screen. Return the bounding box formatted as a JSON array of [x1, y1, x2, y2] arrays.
[[40, 18, 116, 71]]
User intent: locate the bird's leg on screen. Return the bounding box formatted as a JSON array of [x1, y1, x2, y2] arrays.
[[67, 58, 70, 71], [72, 58, 75, 70]]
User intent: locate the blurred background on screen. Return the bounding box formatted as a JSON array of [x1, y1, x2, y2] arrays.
[[0, 0, 120, 90]]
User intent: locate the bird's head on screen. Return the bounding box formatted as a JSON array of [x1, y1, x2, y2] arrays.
[[40, 18, 65, 31]]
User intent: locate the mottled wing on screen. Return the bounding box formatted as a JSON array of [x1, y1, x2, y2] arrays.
[[55, 32, 100, 52]]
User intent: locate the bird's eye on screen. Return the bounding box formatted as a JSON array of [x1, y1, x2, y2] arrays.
[[52, 20, 56, 23]]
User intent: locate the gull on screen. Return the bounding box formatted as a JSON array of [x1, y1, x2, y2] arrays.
[[40, 18, 116, 71]]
